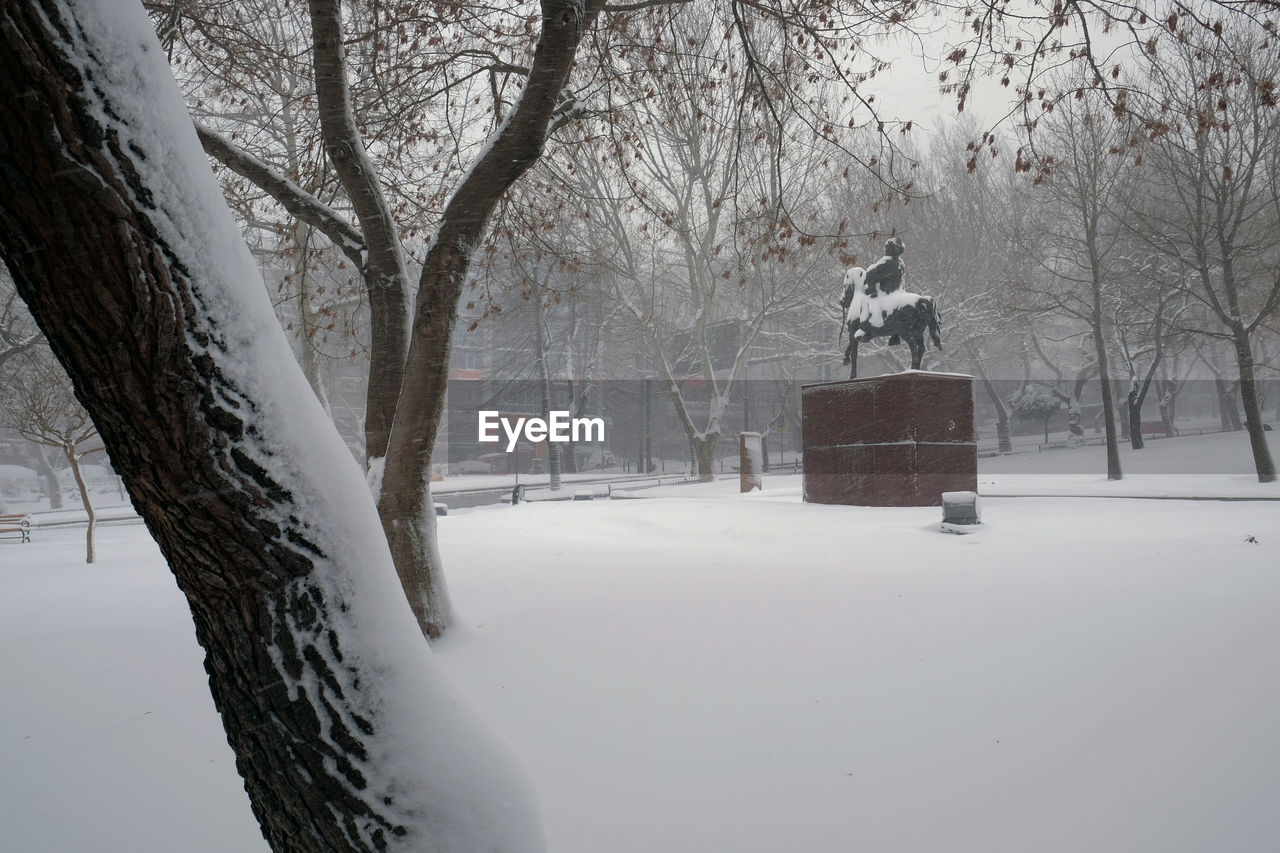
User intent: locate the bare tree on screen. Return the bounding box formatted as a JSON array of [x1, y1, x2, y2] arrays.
[[1128, 27, 1280, 481], [543, 4, 860, 479], [1016, 89, 1132, 478], [886, 122, 1038, 452], [0, 349, 103, 562]]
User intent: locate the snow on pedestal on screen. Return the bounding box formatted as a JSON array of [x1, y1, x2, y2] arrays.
[[802, 372, 977, 506]]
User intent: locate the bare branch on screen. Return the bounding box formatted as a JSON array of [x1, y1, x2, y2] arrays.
[[195, 123, 366, 267]]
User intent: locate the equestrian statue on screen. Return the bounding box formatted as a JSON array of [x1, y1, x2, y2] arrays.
[[839, 237, 942, 379]]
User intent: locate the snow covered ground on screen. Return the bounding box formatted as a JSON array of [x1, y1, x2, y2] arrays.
[[2, 429, 1278, 852]]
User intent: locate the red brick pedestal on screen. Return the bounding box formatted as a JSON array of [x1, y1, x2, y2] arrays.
[[802, 372, 977, 506]]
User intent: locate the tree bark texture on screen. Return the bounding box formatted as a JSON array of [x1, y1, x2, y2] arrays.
[[377, 0, 599, 636], [0, 3, 543, 850]]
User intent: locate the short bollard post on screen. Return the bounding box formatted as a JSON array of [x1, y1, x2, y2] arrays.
[[941, 490, 981, 525], [740, 432, 763, 493]]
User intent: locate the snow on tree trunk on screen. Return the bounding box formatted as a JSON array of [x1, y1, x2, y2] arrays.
[[194, 20, 448, 632], [0, 4, 544, 850]]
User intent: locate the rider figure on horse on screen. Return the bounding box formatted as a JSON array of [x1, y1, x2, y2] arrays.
[[863, 236, 906, 298], [841, 237, 907, 347]]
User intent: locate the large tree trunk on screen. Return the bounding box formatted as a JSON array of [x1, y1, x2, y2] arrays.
[[377, 0, 597, 637], [0, 4, 543, 850]]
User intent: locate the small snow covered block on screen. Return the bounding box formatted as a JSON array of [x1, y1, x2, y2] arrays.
[[941, 491, 980, 525], [572, 492, 594, 501]]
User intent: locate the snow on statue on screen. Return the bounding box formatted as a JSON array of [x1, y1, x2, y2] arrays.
[[838, 237, 942, 379]]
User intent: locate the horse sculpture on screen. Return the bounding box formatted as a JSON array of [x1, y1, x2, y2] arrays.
[[839, 238, 942, 379]]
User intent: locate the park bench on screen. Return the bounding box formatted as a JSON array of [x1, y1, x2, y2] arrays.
[[0, 513, 31, 543]]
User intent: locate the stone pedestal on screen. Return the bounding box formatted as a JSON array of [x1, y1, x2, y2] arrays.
[[802, 372, 977, 506]]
